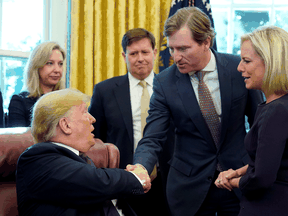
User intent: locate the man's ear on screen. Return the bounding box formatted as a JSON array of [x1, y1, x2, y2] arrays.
[[58, 117, 72, 135], [153, 48, 157, 59], [122, 52, 127, 62], [204, 36, 211, 50]]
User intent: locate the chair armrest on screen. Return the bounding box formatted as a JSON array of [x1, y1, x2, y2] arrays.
[[105, 143, 120, 168], [0, 127, 34, 178], [86, 139, 120, 168], [86, 138, 108, 168]]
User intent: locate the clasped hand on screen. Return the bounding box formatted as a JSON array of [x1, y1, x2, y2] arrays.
[[214, 169, 241, 191], [126, 164, 151, 193]]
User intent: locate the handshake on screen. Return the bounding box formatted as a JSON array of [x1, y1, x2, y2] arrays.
[[126, 164, 151, 193]]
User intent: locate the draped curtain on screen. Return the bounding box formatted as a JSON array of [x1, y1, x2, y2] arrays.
[[70, 0, 171, 96]]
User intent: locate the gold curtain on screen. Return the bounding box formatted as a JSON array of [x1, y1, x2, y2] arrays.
[[70, 0, 171, 96]]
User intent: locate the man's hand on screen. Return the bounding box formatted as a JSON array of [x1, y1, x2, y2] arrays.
[[126, 164, 151, 193]]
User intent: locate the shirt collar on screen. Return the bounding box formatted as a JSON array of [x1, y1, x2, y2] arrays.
[[188, 49, 216, 76], [128, 71, 154, 88], [52, 142, 79, 156]]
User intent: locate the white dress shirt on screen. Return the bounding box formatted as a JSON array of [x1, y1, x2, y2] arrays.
[[128, 71, 154, 151], [188, 49, 222, 120], [52, 142, 79, 155]]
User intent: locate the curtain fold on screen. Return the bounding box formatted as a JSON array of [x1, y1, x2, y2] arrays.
[[70, 0, 171, 95]]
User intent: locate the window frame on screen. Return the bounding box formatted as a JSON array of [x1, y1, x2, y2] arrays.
[[0, 0, 68, 92], [211, 0, 288, 54], [0, 0, 68, 114]]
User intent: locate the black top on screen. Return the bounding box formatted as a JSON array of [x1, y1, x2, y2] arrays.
[[238, 93, 288, 215], [0, 91, 3, 128], [8, 91, 38, 127]]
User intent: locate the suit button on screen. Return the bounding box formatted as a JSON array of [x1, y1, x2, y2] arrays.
[[208, 176, 212, 181]]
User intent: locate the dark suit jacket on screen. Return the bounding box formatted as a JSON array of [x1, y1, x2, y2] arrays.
[[89, 74, 175, 184], [89, 74, 175, 215], [133, 50, 264, 216], [0, 91, 3, 128], [16, 142, 144, 216]]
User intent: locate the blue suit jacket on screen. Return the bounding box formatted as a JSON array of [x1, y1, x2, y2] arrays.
[[89, 75, 134, 169], [89, 74, 175, 216], [133, 50, 263, 216], [89, 74, 175, 181], [16, 142, 144, 216]]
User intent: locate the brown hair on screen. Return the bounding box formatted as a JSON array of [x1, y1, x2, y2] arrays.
[[164, 7, 216, 47], [121, 28, 156, 53]]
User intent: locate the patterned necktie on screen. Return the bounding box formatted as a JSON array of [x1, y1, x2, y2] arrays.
[[197, 71, 222, 171], [79, 152, 92, 165], [138, 80, 157, 179]]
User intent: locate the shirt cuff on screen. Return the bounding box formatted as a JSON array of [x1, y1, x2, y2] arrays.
[[129, 171, 145, 185]]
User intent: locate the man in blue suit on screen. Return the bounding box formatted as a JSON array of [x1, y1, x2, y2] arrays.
[[128, 7, 263, 216], [16, 89, 151, 216]]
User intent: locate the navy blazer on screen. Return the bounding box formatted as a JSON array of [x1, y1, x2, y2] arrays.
[[133, 50, 263, 216], [89, 74, 175, 181], [89, 74, 175, 216], [16, 142, 144, 216], [89, 75, 134, 169]]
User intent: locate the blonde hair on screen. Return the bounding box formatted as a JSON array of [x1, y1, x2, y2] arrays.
[[164, 7, 216, 47], [23, 41, 66, 98], [31, 88, 91, 143], [241, 26, 288, 95]]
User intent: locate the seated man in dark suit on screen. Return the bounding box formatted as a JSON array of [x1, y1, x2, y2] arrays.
[[16, 88, 151, 216]]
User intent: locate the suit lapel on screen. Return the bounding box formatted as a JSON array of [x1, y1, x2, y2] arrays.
[[213, 50, 232, 146], [113, 74, 134, 146], [175, 67, 216, 149]]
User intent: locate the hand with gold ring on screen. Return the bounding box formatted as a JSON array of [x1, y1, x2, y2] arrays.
[[214, 169, 235, 191]]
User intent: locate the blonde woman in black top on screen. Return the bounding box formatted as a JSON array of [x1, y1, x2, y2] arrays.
[[8, 41, 65, 127], [215, 26, 288, 216]]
